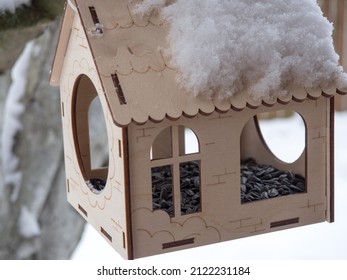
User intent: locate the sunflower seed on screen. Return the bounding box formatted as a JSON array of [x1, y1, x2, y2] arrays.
[[241, 158, 305, 203]]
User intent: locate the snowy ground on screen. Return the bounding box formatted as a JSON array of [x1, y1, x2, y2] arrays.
[[72, 111, 347, 260]]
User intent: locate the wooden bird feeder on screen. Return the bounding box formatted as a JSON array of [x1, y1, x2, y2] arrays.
[[50, 0, 347, 259]]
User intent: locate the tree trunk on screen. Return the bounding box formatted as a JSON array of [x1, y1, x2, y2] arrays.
[[0, 15, 109, 259]]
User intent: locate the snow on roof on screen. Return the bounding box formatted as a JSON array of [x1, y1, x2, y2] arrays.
[[50, 0, 347, 126], [136, 0, 347, 99]]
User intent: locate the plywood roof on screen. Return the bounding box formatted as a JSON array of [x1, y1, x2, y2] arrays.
[[50, 0, 347, 126]]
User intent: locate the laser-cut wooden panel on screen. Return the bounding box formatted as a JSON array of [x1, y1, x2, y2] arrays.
[[49, 0, 343, 259]]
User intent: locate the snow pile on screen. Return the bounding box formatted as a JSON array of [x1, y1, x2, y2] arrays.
[[18, 206, 41, 238], [1, 41, 34, 201], [133, 0, 168, 15], [0, 0, 31, 13], [135, 0, 347, 99]]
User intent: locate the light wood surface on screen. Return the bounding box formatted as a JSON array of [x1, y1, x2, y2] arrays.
[[50, 0, 342, 259]]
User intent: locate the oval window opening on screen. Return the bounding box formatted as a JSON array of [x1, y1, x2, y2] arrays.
[[72, 74, 109, 194], [256, 110, 306, 163]]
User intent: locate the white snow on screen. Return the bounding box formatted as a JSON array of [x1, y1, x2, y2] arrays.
[[18, 206, 41, 239], [72, 111, 347, 260], [133, 0, 167, 15], [257, 112, 306, 163], [135, 0, 347, 99], [0, 0, 31, 13], [0, 41, 34, 201]]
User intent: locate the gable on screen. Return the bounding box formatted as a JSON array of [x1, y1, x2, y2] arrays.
[[50, 1, 76, 87], [50, 0, 347, 127]]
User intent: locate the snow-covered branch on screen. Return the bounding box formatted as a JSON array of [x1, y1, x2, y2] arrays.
[[0, 0, 65, 73], [0, 0, 31, 13]]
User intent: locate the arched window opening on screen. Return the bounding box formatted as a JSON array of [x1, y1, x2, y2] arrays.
[[240, 110, 306, 204], [72, 74, 109, 194], [151, 126, 201, 217], [256, 110, 306, 164]]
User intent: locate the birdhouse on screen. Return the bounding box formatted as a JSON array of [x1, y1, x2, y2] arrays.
[[50, 0, 347, 259]]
